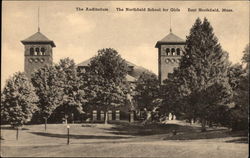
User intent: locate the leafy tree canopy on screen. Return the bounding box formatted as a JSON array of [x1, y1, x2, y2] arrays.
[[54, 58, 85, 118], [31, 65, 63, 119], [162, 18, 233, 130], [82, 48, 130, 111], [1, 72, 38, 127], [134, 71, 159, 111], [242, 43, 249, 65]]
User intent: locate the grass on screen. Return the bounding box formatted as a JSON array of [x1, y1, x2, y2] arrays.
[[164, 129, 248, 141], [0, 120, 248, 157]]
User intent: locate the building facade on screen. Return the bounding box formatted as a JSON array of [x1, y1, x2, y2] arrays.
[[77, 59, 150, 122], [21, 31, 56, 79], [155, 31, 186, 84]]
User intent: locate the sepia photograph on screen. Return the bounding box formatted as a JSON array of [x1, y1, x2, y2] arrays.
[[1, 0, 249, 157]]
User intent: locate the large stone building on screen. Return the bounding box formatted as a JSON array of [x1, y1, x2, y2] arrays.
[[155, 30, 186, 84], [77, 58, 151, 121], [21, 31, 56, 79], [21, 27, 184, 121], [77, 58, 150, 83]]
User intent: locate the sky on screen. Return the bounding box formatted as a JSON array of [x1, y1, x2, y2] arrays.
[[2, 1, 249, 89]]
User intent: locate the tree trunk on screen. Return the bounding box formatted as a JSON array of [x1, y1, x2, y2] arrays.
[[201, 119, 207, 132], [190, 118, 192, 125], [72, 113, 74, 124], [65, 114, 68, 125], [209, 121, 213, 128], [16, 127, 19, 140], [105, 111, 108, 124], [130, 111, 134, 123], [44, 118, 47, 132]]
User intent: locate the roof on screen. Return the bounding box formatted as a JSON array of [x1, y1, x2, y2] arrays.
[[77, 58, 154, 81], [77, 58, 92, 67], [21, 31, 56, 47], [155, 32, 185, 48], [126, 74, 136, 82]]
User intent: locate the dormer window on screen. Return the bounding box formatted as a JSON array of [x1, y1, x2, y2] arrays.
[[128, 66, 134, 73]]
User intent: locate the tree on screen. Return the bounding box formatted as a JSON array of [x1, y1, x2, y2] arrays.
[[227, 44, 249, 131], [31, 65, 62, 131], [229, 73, 249, 130], [1, 72, 38, 127], [227, 64, 245, 93], [163, 18, 233, 131], [82, 48, 129, 124], [242, 43, 249, 69], [160, 74, 189, 121], [54, 58, 85, 124], [134, 72, 160, 121]]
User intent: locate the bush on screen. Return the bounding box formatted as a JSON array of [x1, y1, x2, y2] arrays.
[[229, 108, 248, 131]]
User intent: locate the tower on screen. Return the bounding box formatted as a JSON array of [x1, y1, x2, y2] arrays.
[[21, 31, 56, 79], [155, 30, 185, 84]]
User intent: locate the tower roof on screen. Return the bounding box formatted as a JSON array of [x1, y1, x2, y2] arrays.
[[21, 32, 56, 47], [155, 32, 185, 48]]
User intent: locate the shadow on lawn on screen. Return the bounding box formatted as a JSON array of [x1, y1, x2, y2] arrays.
[[30, 132, 131, 139], [104, 121, 198, 136], [225, 137, 248, 144], [163, 129, 248, 143], [105, 121, 248, 143], [1, 126, 29, 130]]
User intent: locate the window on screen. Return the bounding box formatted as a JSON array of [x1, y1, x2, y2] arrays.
[[40, 58, 44, 63], [166, 48, 170, 55], [41, 47, 46, 55], [165, 59, 172, 63], [171, 48, 175, 55], [35, 48, 40, 55], [177, 48, 181, 55], [30, 48, 34, 55]]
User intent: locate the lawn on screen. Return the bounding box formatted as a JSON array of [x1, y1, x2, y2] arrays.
[[0, 121, 248, 157]]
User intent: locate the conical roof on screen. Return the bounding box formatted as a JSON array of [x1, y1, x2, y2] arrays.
[[21, 32, 56, 47], [155, 32, 185, 48]]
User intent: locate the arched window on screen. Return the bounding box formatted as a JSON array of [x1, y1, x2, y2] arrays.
[[166, 48, 170, 56], [41, 48, 46, 55], [30, 48, 34, 56], [177, 48, 181, 55], [171, 48, 175, 55], [35, 48, 40, 55]]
